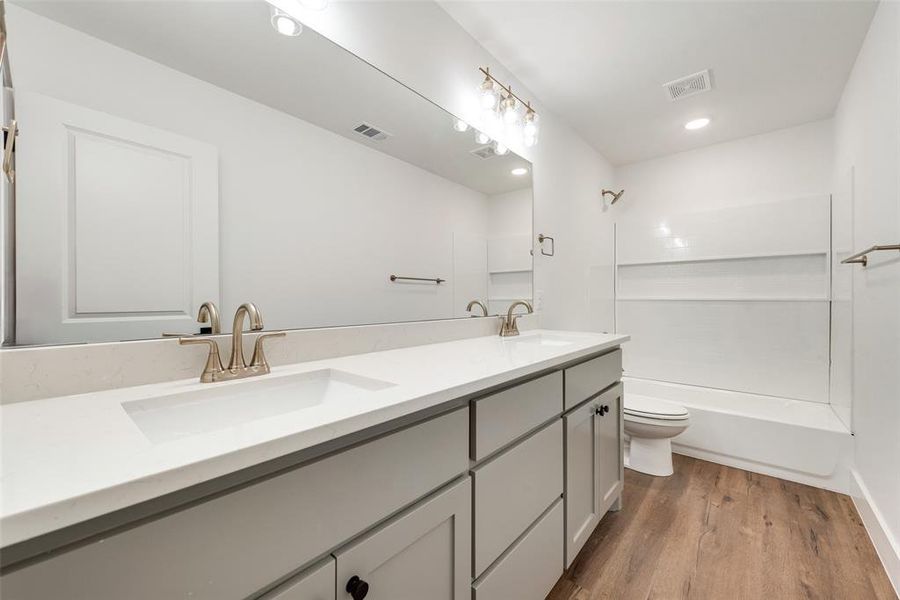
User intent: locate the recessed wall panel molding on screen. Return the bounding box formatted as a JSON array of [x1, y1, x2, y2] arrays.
[[618, 300, 829, 402], [16, 92, 219, 344], [616, 195, 830, 265]]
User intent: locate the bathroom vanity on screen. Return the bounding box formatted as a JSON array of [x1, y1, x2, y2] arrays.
[[0, 331, 627, 599]]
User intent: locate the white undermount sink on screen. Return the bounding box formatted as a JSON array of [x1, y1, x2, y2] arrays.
[[506, 334, 574, 347], [123, 369, 396, 443]]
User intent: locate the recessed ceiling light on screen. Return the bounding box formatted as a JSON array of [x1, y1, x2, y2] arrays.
[[684, 117, 710, 130], [270, 6, 302, 36], [453, 118, 469, 133], [511, 167, 528, 176]]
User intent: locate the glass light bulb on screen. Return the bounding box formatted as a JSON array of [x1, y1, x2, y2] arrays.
[[475, 131, 491, 145], [502, 106, 518, 125], [494, 141, 509, 155], [453, 118, 469, 133], [523, 135, 537, 148], [523, 112, 539, 138], [479, 78, 498, 110]]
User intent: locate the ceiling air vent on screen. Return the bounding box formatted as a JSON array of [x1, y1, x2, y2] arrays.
[[662, 69, 712, 102], [352, 123, 392, 141], [470, 144, 498, 160]]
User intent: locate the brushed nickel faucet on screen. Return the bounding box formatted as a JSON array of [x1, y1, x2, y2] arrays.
[[500, 300, 533, 337], [197, 301, 221, 334], [162, 300, 222, 337], [179, 302, 284, 383], [466, 300, 488, 317]]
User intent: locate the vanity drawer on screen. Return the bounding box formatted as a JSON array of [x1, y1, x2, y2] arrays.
[[0, 408, 469, 600], [260, 558, 335, 600], [472, 371, 563, 461], [472, 499, 564, 600], [564, 349, 622, 410], [472, 419, 563, 577]]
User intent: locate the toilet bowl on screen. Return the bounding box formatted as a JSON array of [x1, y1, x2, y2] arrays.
[[623, 395, 690, 476]]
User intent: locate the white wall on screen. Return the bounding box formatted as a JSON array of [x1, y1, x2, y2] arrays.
[[292, 1, 618, 332], [615, 119, 833, 219], [614, 122, 834, 402], [833, 0, 900, 589], [8, 5, 495, 335]]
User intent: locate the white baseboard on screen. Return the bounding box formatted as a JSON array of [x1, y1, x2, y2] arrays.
[[850, 470, 900, 596]]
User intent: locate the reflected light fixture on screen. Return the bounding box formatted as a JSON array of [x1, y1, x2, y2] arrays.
[[511, 167, 528, 176], [684, 117, 710, 130], [270, 6, 302, 36], [475, 130, 491, 145], [453, 118, 470, 133], [494, 141, 509, 155]]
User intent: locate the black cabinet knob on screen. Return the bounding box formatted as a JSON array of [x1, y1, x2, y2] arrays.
[[346, 575, 369, 600], [601, 404, 610, 415]]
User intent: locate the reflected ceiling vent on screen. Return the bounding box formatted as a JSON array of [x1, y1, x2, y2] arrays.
[[663, 69, 712, 101], [352, 123, 392, 141], [470, 144, 499, 159]]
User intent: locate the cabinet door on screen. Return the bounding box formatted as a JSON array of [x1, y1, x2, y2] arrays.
[[262, 558, 335, 600], [596, 384, 624, 516], [564, 383, 623, 567], [334, 478, 471, 600]]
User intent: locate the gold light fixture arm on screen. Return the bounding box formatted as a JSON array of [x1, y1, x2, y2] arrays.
[[479, 67, 537, 118]]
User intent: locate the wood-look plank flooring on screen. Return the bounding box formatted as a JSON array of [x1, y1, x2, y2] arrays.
[[548, 455, 896, 600]]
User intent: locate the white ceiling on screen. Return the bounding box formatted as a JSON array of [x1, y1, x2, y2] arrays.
[[441, 0, 878, 165]]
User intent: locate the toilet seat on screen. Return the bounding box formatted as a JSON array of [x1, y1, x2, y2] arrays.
[[624, 395, 689, 421]]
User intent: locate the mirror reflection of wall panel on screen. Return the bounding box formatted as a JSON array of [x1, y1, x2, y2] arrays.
[[16, 93, 219, 344]]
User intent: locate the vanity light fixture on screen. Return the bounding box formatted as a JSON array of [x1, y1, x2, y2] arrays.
[[474, 67, 540, 148], [684, 117, 710, 130], [475, 130, 491, 145], [453, 118, 470, 133], [511, 167, 528, 176], [494, 141, 509, 155], [270, 6, 303, 36]]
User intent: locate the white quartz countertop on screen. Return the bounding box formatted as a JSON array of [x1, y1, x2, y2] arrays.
[[0, 329, 628, 548]]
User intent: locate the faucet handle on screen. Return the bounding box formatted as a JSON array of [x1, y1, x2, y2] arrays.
[[250, 332, 286, 371], [179, 338, 225, 383]]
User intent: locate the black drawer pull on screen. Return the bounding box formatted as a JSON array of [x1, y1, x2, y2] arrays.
[[346, 575, 369, 599]]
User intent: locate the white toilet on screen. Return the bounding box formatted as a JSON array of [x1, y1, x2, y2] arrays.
[[623, 395, 690, 476]]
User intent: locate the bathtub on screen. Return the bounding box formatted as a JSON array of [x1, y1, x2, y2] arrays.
[[623, 377, 854, 493]]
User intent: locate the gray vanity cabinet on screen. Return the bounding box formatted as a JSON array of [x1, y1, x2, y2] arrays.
[[333, 478, 471, 600], [564, 382, 624, 568], [262, 559, 336, 600]]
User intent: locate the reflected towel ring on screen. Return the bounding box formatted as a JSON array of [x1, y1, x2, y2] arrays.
[[537, 234, 555, 257]]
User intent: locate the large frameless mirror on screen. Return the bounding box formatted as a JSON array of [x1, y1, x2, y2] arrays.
[[2, 0, 533, 345]]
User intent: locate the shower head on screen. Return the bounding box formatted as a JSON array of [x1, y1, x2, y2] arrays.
[[602, 189, 625, 204]]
